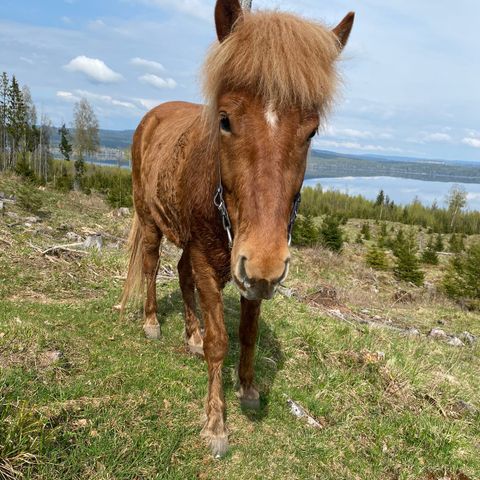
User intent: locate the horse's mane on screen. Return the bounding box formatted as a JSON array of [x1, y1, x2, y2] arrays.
[[202, 10, 342, 128]]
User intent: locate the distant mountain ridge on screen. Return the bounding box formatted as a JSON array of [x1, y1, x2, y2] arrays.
[[48, 127, 480, 184]]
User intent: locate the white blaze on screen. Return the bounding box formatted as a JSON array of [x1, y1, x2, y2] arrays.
[[265, 105, 278, 129]]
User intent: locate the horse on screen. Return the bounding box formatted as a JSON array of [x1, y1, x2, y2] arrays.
[[121, 0, 354, 457]]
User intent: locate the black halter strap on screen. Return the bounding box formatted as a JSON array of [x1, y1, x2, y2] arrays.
[[214, 176, 301, 250]]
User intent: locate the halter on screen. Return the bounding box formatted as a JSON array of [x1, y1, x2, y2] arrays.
[[214, 165, 302, 250]]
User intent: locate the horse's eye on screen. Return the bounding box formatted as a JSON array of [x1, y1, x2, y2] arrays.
[[308, 129, 318, 141], [220, 115, 231, 133]]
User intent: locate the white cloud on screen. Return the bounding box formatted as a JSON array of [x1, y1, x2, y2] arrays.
[[135, 98, 162, 110], [325, 127, 374, 139], [134, 0, 212, 22], [462, 137, 480, 148], [64, 55, 123, 83], [88, 19, 106, 29], [423, 132, 452, 143], [75, 90, 136, 109], [314, 139, 403, 153], [20, 56, 34, 65], [61, 16, 72, 24], [130, 57, 165, 72], [57, 90, 80, 102], [139, 73, 177, 89]]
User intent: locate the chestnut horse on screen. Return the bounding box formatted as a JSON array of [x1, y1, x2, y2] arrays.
[[121, 0, 354, 457]]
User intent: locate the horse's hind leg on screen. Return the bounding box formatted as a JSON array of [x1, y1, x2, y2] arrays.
[[142, 219, 163, 339], [178, 247, 204, 356]]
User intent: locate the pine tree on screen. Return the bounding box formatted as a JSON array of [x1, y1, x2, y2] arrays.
[[355, 232, 363, 244], [393, 229, 424, 286], [320, 215, 343, 252], [291, 214, 320, 247], [0, 72, 9, 171], [449, 233, 465, 254], [377, 221, 389, 248], [421, 236, 439, 265], [361, 222, 371, 240], [443, 243, 480, 310], [59, 124, 73, 162], [434, 233, 444, 252], [366, 244, 389, 270], [7, 76, 27, 169]]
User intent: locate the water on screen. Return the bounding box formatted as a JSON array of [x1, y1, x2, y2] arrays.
[[303, 176, 480, 211]]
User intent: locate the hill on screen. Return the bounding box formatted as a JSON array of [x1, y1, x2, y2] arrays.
[[1, 173, 479, 479]]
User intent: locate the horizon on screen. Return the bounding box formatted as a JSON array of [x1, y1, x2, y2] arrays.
[[1, 1, 480, 163]]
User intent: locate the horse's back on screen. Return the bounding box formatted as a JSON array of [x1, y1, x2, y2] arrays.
[[131, 101, 204, 246]]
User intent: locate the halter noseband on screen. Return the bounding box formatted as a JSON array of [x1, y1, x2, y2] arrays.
[[214, 177, 301, 250]]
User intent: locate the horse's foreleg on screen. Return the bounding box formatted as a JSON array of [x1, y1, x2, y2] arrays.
[[191, 247, 228, 458], [142, 220, 162, 339], [178, 248, 203, 356], [237, 297, 261, 409]]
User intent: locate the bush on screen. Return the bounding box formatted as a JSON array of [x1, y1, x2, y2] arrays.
[[366, 245, 389, 270], [443, 243, 480, 310], [16, 182, 43, 214], [393, 229, 424, 286], [291, 215, 320, 247], [320, 215, 343, 252], [449, 233, 465, 253], [421, 236, 439, 265], [360, 222, 371, 240]]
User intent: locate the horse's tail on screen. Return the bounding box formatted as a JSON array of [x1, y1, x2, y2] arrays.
[[120, 213, 144, 313]]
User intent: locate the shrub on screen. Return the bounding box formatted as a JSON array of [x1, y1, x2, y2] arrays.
[[16, 182, 43, 214], [291, 215, 320, 247], [393, 229, 424, 286], [443, 242, 480, 310], [421, 236, 439, 265], [320, 215, 343, 252], [361, 222, 371, 240], [366, 244, 389, 270]]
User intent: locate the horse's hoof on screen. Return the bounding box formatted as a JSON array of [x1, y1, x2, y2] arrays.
[[237, 386, 260, 410], [240, 396, 260, 410], [201, 430, 229, 458], [143, 324, 161, 340], [187, 343, 204, 357], [186, 331, 204, 357]]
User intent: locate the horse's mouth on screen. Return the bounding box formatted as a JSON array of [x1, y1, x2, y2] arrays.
[[232, 274, 276, 301]]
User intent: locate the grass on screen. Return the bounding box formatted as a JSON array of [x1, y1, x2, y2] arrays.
[[1, 173, 479, 479]]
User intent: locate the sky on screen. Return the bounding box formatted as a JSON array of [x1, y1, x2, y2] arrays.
[[1, 0, 480, 162]]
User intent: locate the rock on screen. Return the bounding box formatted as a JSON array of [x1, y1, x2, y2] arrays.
[[453, 400, 476, 414], [447, 337, 464, 347], [428, 328, 447, 339], [116, 207, 130, 217], [25, 216, 40, 224], [6, 211, 18, 219], [65, 231, 83, 242], [84, 234, 103, 250], [459, 331, 477, 345], [0, 191, 4, 199], [406, 327, 420, 336]]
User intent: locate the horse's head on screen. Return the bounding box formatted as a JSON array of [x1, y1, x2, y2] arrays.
[[205, 0, 354, 300]]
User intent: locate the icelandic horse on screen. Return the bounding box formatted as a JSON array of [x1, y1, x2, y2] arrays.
[[121, 0, 354, 457]]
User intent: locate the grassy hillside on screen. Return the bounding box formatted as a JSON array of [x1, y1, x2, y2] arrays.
[[1, 174, 479, 480]]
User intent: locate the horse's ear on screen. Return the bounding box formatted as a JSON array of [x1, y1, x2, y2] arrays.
[[215, 0, 243, 43], [332, 12, 355, 50]]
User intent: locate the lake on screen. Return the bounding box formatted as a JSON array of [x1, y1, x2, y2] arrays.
[[303, 176, 480, 211]]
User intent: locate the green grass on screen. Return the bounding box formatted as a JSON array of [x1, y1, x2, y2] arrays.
[[1, 174, 479, 479]]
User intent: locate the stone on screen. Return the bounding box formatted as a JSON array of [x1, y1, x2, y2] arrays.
[[447, 337, 464, 347], [25, 216, 40, 224], [117, 207, 130, 217], [83, 234, 103, 250], [459, 331, 476, 345], [65, 231, 83, 242], [406, 327, 420, 336], [428, 328, 447, 339]]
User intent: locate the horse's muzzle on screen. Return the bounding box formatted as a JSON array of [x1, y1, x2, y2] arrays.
[[233, 256, 290, 301]]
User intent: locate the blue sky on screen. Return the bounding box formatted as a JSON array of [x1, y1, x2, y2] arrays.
[[1, 0, 480, 162]]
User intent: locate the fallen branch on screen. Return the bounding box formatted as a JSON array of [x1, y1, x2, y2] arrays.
[[41, 242, 87, 256]]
